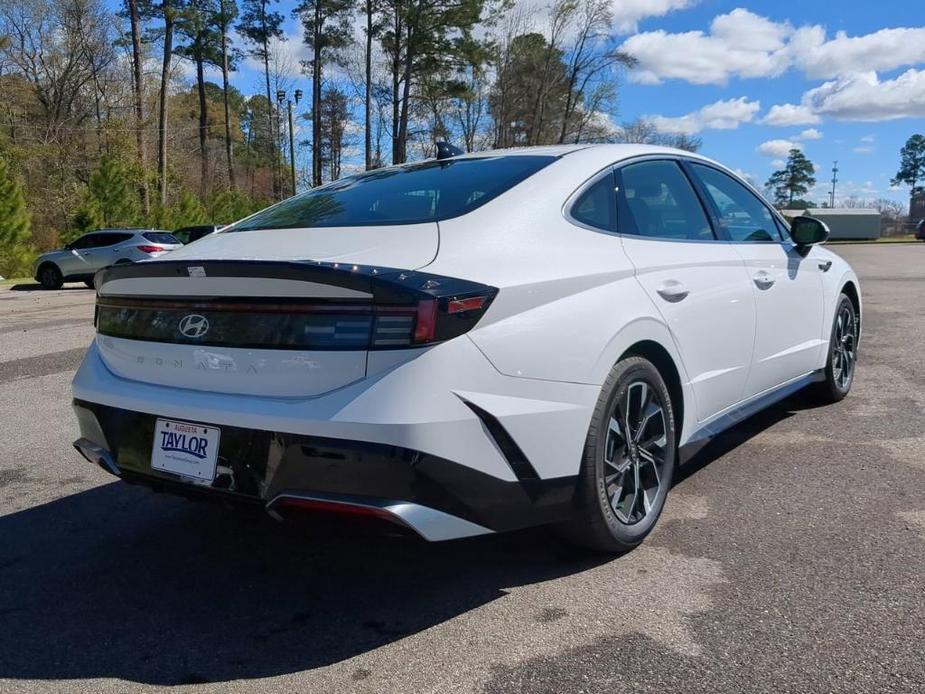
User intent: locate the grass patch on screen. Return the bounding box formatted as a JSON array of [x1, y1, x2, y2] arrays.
[[0, 276, 31, 286]]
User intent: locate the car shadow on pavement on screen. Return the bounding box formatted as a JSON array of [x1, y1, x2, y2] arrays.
[[6, 283, 91, 292], [0, 479, 605, 686], [674, 390, 824, 486], [0, 392, 823, 687]]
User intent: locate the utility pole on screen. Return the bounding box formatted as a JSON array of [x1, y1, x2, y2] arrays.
[[830, 161, 839, 208]]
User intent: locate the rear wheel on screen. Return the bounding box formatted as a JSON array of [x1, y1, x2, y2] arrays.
[[38, 264, 63, 290], [559, 356, 676, 553], [812, 293, 858, 403]]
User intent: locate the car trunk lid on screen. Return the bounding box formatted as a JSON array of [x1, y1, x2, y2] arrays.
[[160, 223, 439, 269], [93, 258, 497, 398]]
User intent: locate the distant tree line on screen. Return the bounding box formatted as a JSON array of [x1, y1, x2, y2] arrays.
[[1, 0, 705, 276]]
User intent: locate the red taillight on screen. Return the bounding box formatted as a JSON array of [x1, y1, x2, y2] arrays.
[[136, 245, 164, 254], [413, 299, 438, 343], [447, 296, 488, 314]]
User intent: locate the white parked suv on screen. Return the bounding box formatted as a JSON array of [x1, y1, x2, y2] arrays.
[[33, 229, 182, 289], [70, 145, 860, 552]]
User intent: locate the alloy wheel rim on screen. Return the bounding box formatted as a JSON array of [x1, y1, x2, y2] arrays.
[[603, 380, 668, 525], [832, 304, 857, 390]]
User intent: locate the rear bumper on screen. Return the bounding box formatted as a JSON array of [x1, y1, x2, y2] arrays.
[[71, 336, 597, 540], [72, 399, 578, 540]]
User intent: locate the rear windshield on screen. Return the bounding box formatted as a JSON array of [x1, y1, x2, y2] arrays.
[[143, 232, 181, 244], [230, 155, 556, 231]]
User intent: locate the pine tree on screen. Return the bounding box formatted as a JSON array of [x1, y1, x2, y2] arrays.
[[766, 149, 816, 207], [296, 0, 355, 186], [206, 187, 266, 223], [237, 0, 285, 198], [74, 155, 141, 236], [891, 134, 925, 196], [0, 157, 33, 278], [151, 187, 208, 228]]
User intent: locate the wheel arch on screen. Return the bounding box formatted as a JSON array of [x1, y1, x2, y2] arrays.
[[619, 339, 686, 444], [35, 259, 60, 276], [840, 279, 861, 336]]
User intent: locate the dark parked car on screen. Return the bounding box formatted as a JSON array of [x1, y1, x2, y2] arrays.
[[172, 225, 221, 244], [915, 219, 925, 241]]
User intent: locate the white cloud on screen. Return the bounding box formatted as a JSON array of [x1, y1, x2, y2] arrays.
[[621, 9, 790, 85], [797, 128, 823, 140], [611, 0, 699, 34], [173, 58, 223, 84], [761, 103, 820, 126], [508, 0, 696, 38], [757, 139, 802, 158], [770, 159, 785, 169], [789, 26, 925, 79], [732, 168, 757, 186], [803, 69, 925, 121], [620, 10, 925, 86], [860, 134, 876, 143], [853, 146, 874, 154], [647, 97, 760, 134], [244, 31, 310, 81]]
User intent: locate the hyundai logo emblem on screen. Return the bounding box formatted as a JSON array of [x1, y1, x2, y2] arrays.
[[178, 314, 210, 339]]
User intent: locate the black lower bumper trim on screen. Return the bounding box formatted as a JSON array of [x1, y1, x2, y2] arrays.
[[73, 400, 578, 533]]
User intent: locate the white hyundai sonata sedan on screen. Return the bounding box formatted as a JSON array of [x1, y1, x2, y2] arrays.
[[71, 144, 860, 552]]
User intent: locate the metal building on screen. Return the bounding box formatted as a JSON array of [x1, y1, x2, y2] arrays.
[[781, 208, 881, 240]]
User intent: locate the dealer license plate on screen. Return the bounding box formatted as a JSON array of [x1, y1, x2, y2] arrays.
[[151, 418, 221, 482]]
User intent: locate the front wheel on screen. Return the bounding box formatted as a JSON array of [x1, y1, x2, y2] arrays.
[[558, 356, 677, 553], [811, 293, 858, 403], [38, 264, 63, 290]]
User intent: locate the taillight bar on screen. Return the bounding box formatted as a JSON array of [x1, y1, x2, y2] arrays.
[[94, 261, 498, 350]]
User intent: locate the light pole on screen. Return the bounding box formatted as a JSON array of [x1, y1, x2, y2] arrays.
[[276, 90, 286, 198], [830, 161, 839, 208], [289, 90, 302, 194]]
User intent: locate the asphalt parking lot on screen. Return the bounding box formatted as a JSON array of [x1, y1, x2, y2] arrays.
[[1, 244, 923, 693]]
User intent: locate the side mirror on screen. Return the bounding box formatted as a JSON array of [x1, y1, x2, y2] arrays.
[[790, 216, 829, 248]]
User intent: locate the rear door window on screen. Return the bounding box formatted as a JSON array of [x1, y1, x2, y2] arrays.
[[70, 235, 100, 250], [616, 161, 715, 241]]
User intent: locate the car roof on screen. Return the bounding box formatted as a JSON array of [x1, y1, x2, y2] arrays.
[[451, 143, 710, 162]]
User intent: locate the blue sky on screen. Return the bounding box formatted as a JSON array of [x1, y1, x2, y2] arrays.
[[611, 0, 925, 206], [151, 0, 924, 206]]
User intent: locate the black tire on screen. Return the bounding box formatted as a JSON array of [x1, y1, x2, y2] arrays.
[[558, 356, 677, 553], [38, 264, 63, 290], [811, 293, 858, 403]]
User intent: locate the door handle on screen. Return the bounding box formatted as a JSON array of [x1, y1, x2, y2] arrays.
[[656, 281, 689, 303], [753, 271, 775, 290]]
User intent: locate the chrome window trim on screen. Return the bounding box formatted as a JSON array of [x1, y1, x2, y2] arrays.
[[563, 152, 799, 248]]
